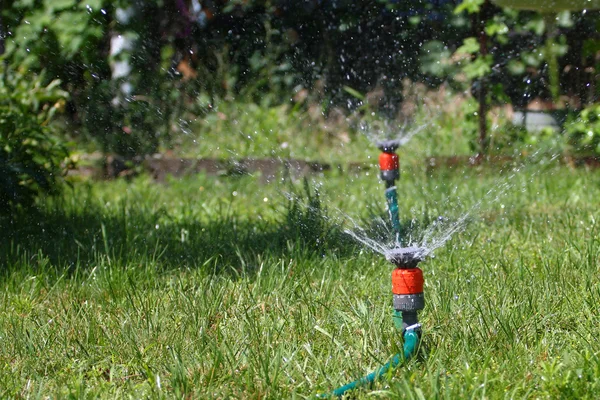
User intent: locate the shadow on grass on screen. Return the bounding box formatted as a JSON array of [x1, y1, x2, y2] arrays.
[[1, 185, 361, 276]]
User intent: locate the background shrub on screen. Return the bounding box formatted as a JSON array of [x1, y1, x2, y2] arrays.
[[0, 67, 70, 210], [565, 103, 600, 155]]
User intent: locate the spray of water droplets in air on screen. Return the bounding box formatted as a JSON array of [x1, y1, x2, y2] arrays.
[[343, 209, 472, 261], [342, 154, 558, 263], [278, 149, 559, 265], [358, 118, 429, 148]]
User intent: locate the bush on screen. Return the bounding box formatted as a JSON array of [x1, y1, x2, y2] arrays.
[[0, 68, 70, 210], [565, 104, 600, 156]]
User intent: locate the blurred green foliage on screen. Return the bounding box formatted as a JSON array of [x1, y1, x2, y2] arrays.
[[0, 67, 70, 209], [6, 0, 105, 72], [0, 0, 598, 163], [565, 103, 600, 155]]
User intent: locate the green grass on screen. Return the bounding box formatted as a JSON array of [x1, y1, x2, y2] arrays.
[[176, 98, 480, 164], [176, 96, 548, 164], [2, 162, 600, 398]]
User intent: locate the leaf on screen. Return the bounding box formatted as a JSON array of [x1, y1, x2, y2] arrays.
[[522, 52, 543, 68], [485, 21, 508, 37], [44, 0, 77, 12], [525, 17, 545, 36], [78, 0, 104, 11], [456, 37, 480, 55], [507, 60, 525, 75], [343, 86, 365, 100], [583, 39, 600, 59], [463, 55, 493, 79], [556, 11, 573, 28], [420, 40, 453, 77], [454, 0, 484, 14]]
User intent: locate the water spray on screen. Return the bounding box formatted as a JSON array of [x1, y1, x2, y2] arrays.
[[326, 141, 425, 397]]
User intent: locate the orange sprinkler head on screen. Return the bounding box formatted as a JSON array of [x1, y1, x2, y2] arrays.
[[392, 267, 425, 312], [379, 152, 399, 171], [392, 267, 424, 295], [379, 152, 400, 182]]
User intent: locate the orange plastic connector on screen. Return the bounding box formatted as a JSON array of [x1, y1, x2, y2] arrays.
[[392, 267, 424, 295], [379, 152, 399, 171]]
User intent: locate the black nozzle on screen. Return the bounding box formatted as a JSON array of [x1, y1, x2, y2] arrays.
[[386, 246, 425, 268], [376, 140, 401, 153]]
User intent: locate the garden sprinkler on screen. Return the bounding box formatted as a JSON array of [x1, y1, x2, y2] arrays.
[[377, 140, 424, 338], [378, 140, 402, 244], [325, 141, 425, 397]]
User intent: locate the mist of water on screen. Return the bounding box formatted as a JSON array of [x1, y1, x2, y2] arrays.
[[343, 210, 471, 262], [280, 139, 560, 267], [342, 156, 555, 264], [358, 118, 429, 148]]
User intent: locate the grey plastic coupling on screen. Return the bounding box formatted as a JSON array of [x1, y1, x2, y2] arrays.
[[393, 293, 425, 312]]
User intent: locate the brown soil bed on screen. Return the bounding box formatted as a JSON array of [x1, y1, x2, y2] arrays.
[[68, 154, 600, 182]]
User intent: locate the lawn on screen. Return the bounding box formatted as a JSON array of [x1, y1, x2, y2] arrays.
[[2, 160, 600, 398]]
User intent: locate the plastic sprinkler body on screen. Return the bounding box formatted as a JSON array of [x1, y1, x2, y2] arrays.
[[377, 140, 402, 243], [378, 139, 400, 187], [379, 151, 399, 183], [388, 247, 425, 333]]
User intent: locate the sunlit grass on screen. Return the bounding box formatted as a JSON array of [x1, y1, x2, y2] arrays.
[[177, 96, 544, 165], [179, 98, 481, 165], [2, 163, 600, 398]]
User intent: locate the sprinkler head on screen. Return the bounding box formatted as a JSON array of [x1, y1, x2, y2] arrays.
[[379, 153, 400, 182], [376, 139, 401, 153], [390, 247, 426, 314], [386, 246, 425, 268]]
